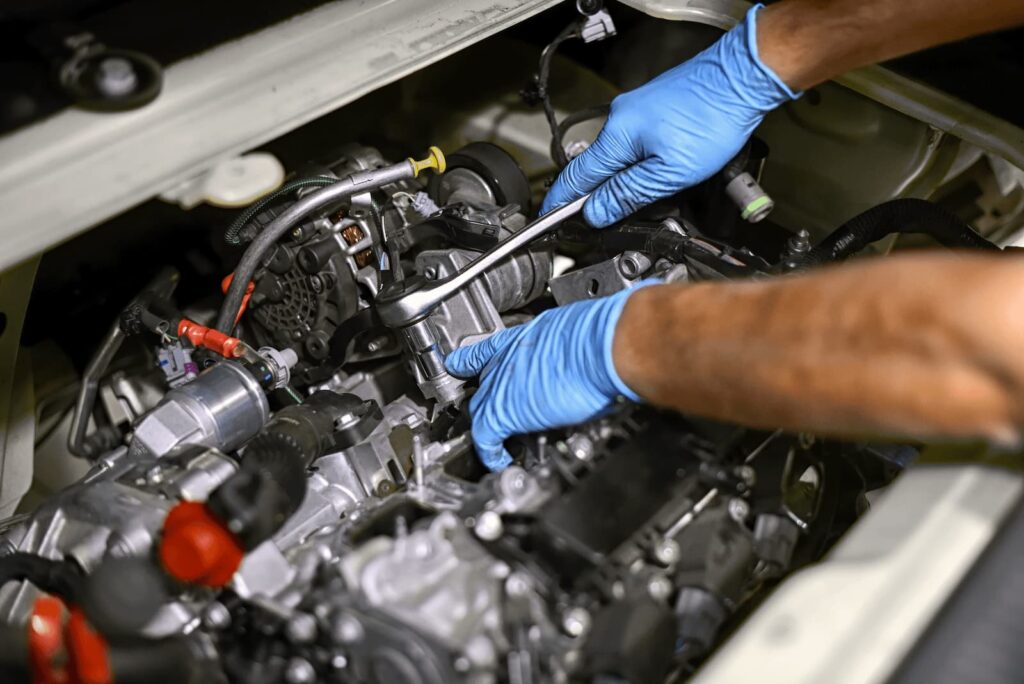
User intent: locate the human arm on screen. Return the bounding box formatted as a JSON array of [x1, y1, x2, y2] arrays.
[[447, 253, 1024, 468], [541, 0, 1024, 227], [613, 253, 1024, 445]]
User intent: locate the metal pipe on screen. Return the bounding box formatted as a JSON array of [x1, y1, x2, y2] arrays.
[[68, 268, 179, 459], [215, 148, 445, 333], [376, 195, 588, 327]]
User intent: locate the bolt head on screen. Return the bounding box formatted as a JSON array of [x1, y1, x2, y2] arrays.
[[474, 511, 504, 541], [728, 497, 750, 523], [561, 607, 591, 637], [653, 539, 680, 565]]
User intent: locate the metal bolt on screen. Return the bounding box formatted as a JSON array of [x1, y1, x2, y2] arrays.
[[335, 412, 358, 429], [285, 657, 316, 684], [291, 227, 303, 239], [618, 251, 652, 279], [561, 607, 591, 638], [331, 613, 364, 644], [423, 266, 438, 280], [285, 613, 317, 644], [728, 497, 750, 523], [736, 465, 756, 488], [653, 539, 680, 566], [564, 139, 590, 160], [366, 335, 389, 352], [201, 602, 231, 631], [647, 575, 673, 601], [474, 511, 504, 541], [331, 655, 348, 670], [566, 434, 594, 461], [94, 57, 137, 97], [505, 573, 531, 598], [145, 465, 164, 485], [786, 229, 812, 256]]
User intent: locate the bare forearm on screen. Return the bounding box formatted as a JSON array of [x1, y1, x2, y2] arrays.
[[614, 254, 1024, 444], [758, 0, 1024, 91]]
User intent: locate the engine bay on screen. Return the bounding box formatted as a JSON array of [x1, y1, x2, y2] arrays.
[[2, 3, 1023, 683]]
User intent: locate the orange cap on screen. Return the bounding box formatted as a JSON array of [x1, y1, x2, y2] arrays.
[[160, 502, 244, 587]]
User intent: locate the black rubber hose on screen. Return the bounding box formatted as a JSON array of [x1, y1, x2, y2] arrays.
[[223, 176, 337, 246], [0, 553, 84, 603], [537, 21, 583, 169], [799, 198, 998, 267], [207, 391, 360, 549]]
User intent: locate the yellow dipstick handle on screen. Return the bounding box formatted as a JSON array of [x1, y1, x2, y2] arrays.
[[408, 146, 446, 177]]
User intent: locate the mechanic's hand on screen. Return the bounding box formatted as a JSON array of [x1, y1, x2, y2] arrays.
[[541, 4, 798, 228], [445, 284, 650, 471]]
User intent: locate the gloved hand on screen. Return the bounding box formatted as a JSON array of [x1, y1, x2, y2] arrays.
[[445, 284, 650, 471], [541, 3, 798, 227]]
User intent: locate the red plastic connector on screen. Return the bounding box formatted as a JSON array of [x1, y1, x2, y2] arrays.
[[160, 501, 244, 587], [27, 597, 111, 684], [177, 319, 243, 358]]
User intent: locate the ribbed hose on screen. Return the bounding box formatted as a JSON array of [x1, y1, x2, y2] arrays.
[[801, 198, 998, 267], [223, 176, 337, 246]]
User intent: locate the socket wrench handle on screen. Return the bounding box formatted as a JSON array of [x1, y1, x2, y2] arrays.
[[376, 195, 589, 327]]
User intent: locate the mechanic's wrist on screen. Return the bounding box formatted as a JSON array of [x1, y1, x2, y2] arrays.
[[731, 4, 801, 107], [602, 281, 659, 403]]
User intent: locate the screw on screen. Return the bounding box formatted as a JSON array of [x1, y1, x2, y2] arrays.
[[291, 227, 303, 239], [423, 266, 438, 280]]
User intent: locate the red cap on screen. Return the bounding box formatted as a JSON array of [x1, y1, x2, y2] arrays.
[[160, 502, 244, 587], [28, 596, 65, 684], [65, 609, 111, 684]]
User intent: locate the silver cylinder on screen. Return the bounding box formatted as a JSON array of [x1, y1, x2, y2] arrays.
[[131, 361, 270, 457]]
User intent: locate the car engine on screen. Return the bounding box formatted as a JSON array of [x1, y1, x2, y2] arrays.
[[0, 3, 1018, 683], [0, 136, 927, 684]]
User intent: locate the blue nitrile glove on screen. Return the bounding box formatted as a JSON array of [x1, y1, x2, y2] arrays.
[[541, 4, 798, 227], [445, 284, 652, 471]]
